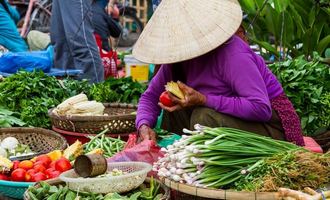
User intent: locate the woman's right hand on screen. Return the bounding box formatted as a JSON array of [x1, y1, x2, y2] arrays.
[[138, 124, 157, 142]]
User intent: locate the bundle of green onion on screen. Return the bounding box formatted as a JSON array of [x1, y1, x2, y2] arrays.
[[153, 124, 301, 189]]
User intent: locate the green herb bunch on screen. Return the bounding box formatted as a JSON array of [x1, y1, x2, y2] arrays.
[[88, 77, 146, 104], [269, 53, 330, 135]]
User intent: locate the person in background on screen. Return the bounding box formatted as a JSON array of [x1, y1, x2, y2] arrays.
[[134, 0, 305, 146], [92, 0, 122, 51], [50, 0, 104, 83], [0, 0, 28, 52]]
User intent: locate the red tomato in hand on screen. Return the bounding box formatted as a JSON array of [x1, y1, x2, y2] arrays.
[[11, 168, 26, 182], [36, 155, 52, 167], [18, 160, 34, 170], [0, 174, 9, 181], [55, 158, 72, 172], [12, 161, 20, 170], [32, 172, 47, 182], [33, 164, 46, 173], [159, 91, 174, 107]]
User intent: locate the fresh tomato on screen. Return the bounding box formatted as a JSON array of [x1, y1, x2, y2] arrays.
[[159, 91, 174, 107], [55, 158, 72, 172], [11, 168, 26, 182], [12, 160, 20, 170], [48, 170, 61, 179], [0, 174, 9, 181], [25, 172, 32, 182], [36, 155, 52, 167], [45, 168, 54, 178], [32, 172, 47, 182], [33, 164, 46, 173], [27, 169, 37, 176], [49, 161, 56, 169], [26, 169, 36, 182], [18, 160, 34, 170]]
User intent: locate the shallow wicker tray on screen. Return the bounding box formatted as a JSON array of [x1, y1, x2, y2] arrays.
[[49, 103, 137, 135], [24, 177, 170, 200], [162, 178, 279, 200], [0, 127, 68, 154]]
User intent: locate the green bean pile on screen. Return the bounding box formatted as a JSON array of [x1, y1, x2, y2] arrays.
[[84, 129, 126, 158]]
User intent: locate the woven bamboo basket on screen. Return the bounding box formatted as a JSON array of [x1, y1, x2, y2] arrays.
[[49, 103, 137, 135], [162, 178, 279, 200], [0, 127, 67, 154], [23, 177, 170, 200]]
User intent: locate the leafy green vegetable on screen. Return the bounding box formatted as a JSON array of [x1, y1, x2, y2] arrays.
[[88, 77, 146, 104], [28, 177, 163, 200], [0, 106, 25, 127], [269, 53, 330, 135], [0, 71, 146, 128]]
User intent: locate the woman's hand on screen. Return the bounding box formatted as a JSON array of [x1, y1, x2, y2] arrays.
[[159, 81, 206, 112], [138, 124, 157, 142]]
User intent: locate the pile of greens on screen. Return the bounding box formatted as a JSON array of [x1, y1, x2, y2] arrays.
[[235, 150, 330, 192], [88, 77, 146, 104], [0, 107, 25, 128], [0, 71, 89, 128], [0, 71, 146, 128], [269, 53, 330, 135], [27, 177, 163, 200]]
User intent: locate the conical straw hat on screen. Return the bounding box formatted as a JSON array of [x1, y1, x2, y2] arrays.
[[133, 0, 242, 64]]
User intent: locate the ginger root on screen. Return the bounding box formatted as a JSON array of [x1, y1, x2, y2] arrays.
[[278, 188, 330, 200]]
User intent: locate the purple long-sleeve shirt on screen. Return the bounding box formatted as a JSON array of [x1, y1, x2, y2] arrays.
[[136, 36, 284, 129]]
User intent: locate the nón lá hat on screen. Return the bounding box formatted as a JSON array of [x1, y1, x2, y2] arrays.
[[133, 0, 243, 64]]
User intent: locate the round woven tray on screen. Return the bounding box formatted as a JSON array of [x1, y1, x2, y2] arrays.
[[162, 178, 279, 200], [48, 103, 137, 135], [24, 177, 170, 200], [0, 127, 68, 154]]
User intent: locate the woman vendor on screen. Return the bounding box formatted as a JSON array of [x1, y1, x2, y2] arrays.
[[133, 0, 305, 146]]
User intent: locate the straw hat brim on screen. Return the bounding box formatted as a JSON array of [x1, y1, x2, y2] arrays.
[[133, 0, 242, 64]]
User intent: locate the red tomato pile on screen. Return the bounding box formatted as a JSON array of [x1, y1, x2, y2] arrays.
[[0, 155, 72, 182]]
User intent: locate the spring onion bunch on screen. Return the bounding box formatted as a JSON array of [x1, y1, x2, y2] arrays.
[[153, 124, 301, 189]]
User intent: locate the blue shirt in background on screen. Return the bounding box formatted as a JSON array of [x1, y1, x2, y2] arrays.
[[0, 0, 28, 52]]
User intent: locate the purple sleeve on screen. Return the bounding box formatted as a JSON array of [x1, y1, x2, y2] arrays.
[[136, 65, 172, 129], [205, 53, 272, 122]]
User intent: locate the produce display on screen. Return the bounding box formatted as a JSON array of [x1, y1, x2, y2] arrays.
[[84, 130, 126, 158], [0, 71, 146, 128], [0, 107, 25, 128], [0, 140, 87, 182], [0, 71, 90, 128], [0, 153, 72, 182], [88, 77, 147, 104], [154, 125, 301, 188], [269, 53, 330, 135], [0, 136, 33, 158], [53, 94, 105, 116], [27, 177, 163, 200], [235, 150, 330, 192]]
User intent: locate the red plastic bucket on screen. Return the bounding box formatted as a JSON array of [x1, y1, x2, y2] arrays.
[[52, 126, 133, 145]]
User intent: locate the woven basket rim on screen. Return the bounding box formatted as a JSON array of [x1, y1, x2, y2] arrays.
[[162, 178, 279, 200], [0, 127, 68, 151], [48, 103, 137, 122]]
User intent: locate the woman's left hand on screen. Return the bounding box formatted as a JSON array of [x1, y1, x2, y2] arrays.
[[158, 81, 206, 112]]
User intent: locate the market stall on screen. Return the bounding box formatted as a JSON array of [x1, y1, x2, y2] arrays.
[[0, 0, 329, 199]]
